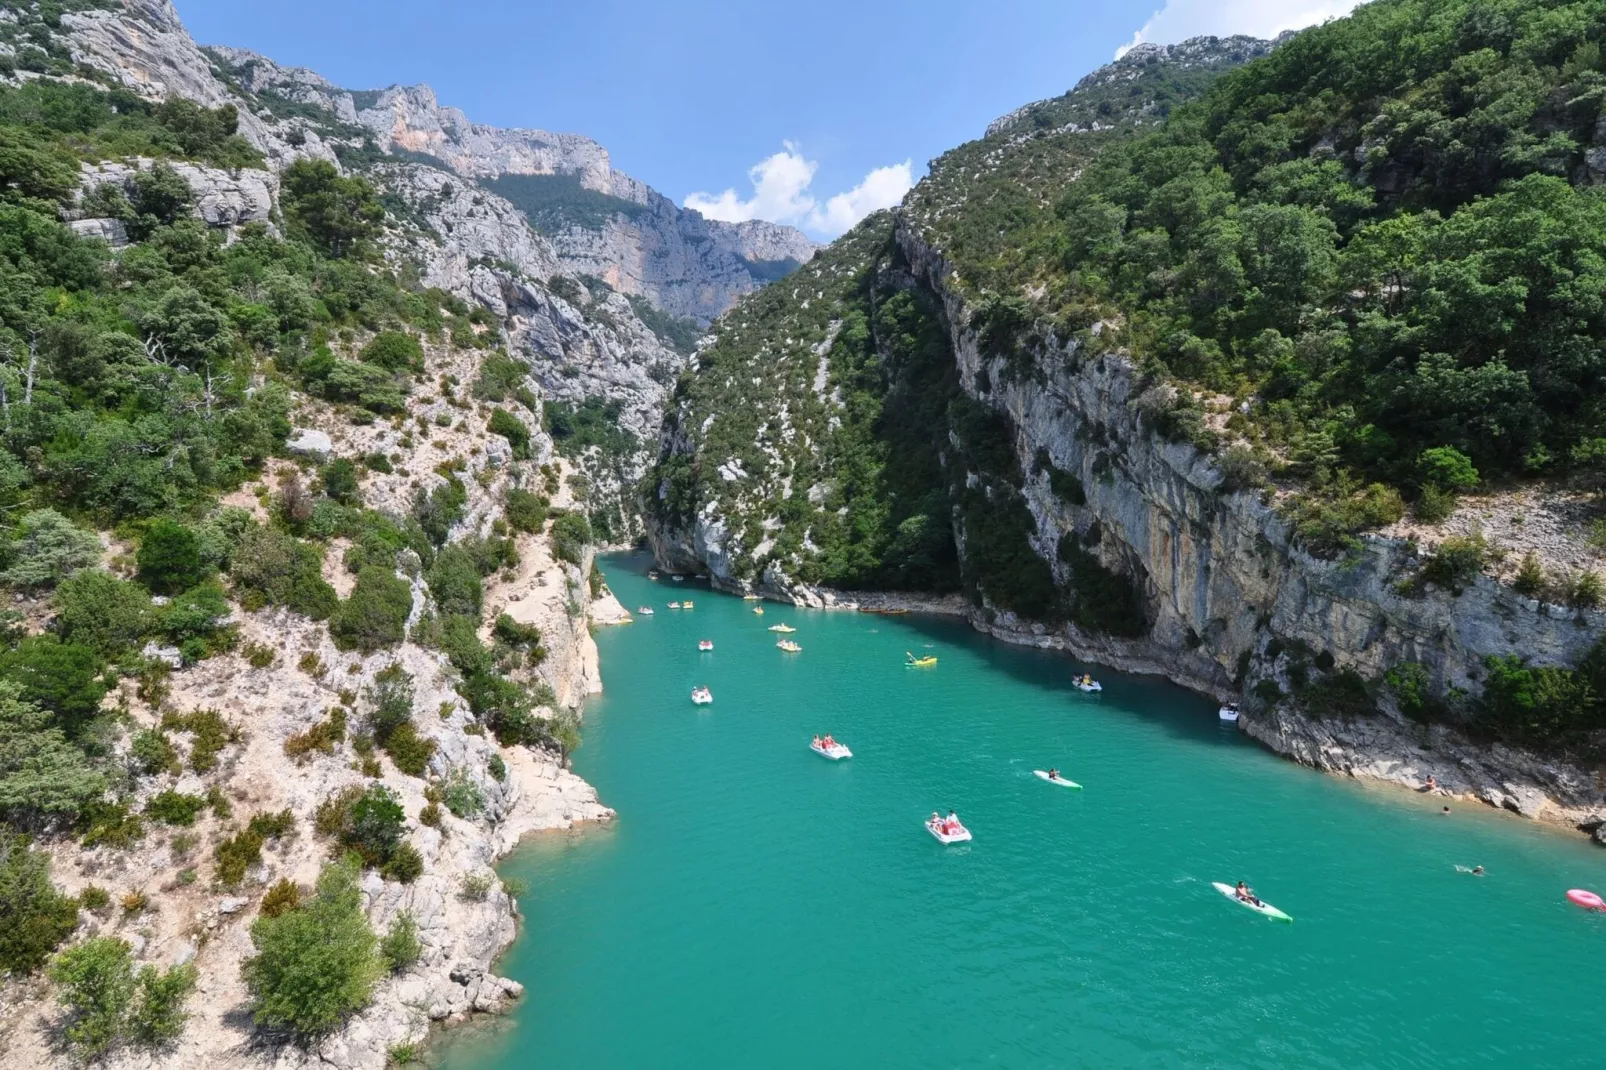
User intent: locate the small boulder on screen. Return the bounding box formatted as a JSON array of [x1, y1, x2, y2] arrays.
[[218, 897, 248, 915], [140, 642, 184, 668], [286, 428, 334, 458]]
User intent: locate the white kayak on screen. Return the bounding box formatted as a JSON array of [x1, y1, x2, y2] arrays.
[[1034, 770, 1082, 789], [1211, 882, 1291, 921], [927, 821, 971, 844], [810, 741, 852, 760]]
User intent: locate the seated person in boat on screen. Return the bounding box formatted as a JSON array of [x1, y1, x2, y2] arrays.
[[944, 810, 961, 832], [1047, 768, 1060, 780], [1234, 881, 1262, 906], [813, 735, 823, 748]]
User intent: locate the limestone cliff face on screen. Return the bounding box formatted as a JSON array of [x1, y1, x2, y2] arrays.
[[202, 51, 817, 324], [649, 209, 1606, 833]]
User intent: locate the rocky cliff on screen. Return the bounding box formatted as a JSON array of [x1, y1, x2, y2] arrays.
[[206, 50, 818, 325], [646, 26, 1606, 840]]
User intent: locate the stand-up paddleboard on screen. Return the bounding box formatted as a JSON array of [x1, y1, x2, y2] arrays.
[[927, 820, 972, 844], [1212, 882, 1291, 921], [1033, 770, 1082, 789], [810, 740, 852, 760]]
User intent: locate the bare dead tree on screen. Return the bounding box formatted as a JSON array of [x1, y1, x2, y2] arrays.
[[22, 330, 40, 405], [199, 362, 232, 421]]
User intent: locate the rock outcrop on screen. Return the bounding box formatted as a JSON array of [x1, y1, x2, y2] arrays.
[[204, 51, 817, 324]]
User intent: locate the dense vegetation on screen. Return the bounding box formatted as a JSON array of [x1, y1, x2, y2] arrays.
[[481, 172, 646, 234], [915, 0, 1606, 523], [0, 69, 585, 1033]]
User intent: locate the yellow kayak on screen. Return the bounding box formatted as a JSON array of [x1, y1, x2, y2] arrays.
[[907, 656, 938, 668]]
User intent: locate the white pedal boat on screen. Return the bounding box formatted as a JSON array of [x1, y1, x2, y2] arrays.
[[1211, 882, 1291, 921], [637, 606, 654, 616], [810, 740, 852, 760], [1073, 677, 1103, 693], [690, 688, 713, 706], [698, 640, 714, 651], [1218, 703, 1240, 723], [926, 819, 971, 844], [1034, 770, 1082, 789]]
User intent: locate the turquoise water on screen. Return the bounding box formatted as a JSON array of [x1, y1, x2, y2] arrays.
[[438, 554, 1605, 1069]]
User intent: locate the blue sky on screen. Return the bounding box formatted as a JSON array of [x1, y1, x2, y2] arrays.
[[174, 0, 1357, 238]]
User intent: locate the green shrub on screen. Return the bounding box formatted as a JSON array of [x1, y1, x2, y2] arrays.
[[488, 409, 531, 460], [136, 519, 209, 595], [129, 728, 180, 776], [1573, 570, 1605, 609], [47, 936, 135, 1057], [0, 679, 105, 824], [78, 885, 111, 912], [1419, 532, 1489, 593], [364, 663, 414, 740], [504, 488, 548, 534], [359, 331, 423, 372], [0, 635, 109, 739], [1418, 447, 1479, 493], [231, 525, 338, 620], [459, 872, 494, 902], [382, 721, 435, 777], [53, 571, 154, 657], [380, 911, 421, 973], [441, 766, 484, 820], [1513, 551, 1545, 596], [488, 753, 507, 782], [320, 458, 361, 504], [243, 856, 381, 1036], [1385, 662, 1435, 722], [0, 832, 81, 974], [127, 960, 199, 1048], [411, 479, 467, 547], [79, 800, 145, 849], [427, 545, 483, 618], [214, 810, 294, 888], [259, 878, 300, 918], [317, 784, 407, 868], [0, 510, 101, 589], [330, 567, 413, 652], [549, 512, 590, 566], [160, 709, 238, 773], [145, 791, 207, 827], [380, 842, 423, 884], [1414, 485, 1457, 523]]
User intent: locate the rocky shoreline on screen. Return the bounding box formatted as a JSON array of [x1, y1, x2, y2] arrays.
[[669, 569, 1606, 846]]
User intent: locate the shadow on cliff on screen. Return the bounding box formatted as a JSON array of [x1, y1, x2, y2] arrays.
[[892, 612, 1242, 751]]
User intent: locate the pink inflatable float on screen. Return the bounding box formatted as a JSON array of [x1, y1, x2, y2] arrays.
[[1566, 889, 1604, 911]]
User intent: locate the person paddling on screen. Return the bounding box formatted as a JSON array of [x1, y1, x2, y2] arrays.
[[1047, 768, 1061, 781], [1235, 881, 1263, 907]]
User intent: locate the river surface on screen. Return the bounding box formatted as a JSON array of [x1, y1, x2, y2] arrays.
[[437, 553, 1604, 1069]]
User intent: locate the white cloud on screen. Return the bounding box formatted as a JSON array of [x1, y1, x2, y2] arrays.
[[684, 143, 914, 239], [1116, 0, 1361, 58]]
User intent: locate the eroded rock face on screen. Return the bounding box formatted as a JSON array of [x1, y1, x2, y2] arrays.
[[76, 158, 277, 239]]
